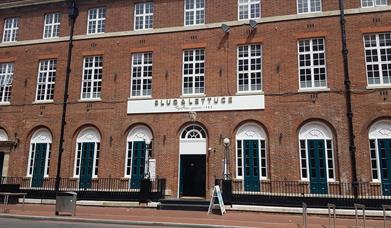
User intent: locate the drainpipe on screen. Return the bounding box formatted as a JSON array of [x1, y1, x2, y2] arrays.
[[338, 0, 358, 198], [55, 0, 79, 193]]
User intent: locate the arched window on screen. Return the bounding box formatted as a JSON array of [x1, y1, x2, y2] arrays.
[[125, 125, 152, 186], [180, 125, 206, 139], [74, 127, 100, 188], [179, 125, 207, 155], [369, 120, 391, 195], [27, 129, 52, 187], [0, 129, 8, 141], [299, 121, 335, 194], [236, 123, 267, 192]]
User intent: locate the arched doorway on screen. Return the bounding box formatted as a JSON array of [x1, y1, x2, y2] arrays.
[[74, 127, 101, 189], [299, 122, 335, 194], [27, 129, 52, 187], [125, 125, 153, 189], [236, 123, 267, 192], [369, 120, 391, 196], [179, 125, 207, 197]]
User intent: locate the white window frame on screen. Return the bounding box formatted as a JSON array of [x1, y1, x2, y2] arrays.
[[182, 49, 205, 96], [297, 0, 322, 14], [361, 0, 388, 8], [124, 126, 153, 178], [298, 122, 335, 182], [184, 0, 205, 26], [298, 38, 328, 90], [26, 129, 52, 179], [237, 44, 262, 93], [2, 17, 19, 43], [0, 63, 14, 104], [134, 2, 154, 30], [87, 7, 106, 34], [81, 56, 103, 100], [43, 13, 61, 39], [35, 59, 56, 102], [235, 123, 268, 180], [130, 52, 153, 98], [238, 0, 261, 20], [73, 128, 101, 178], [363, 33, 391, 87]]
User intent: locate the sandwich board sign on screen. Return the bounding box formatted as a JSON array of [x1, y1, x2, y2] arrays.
[[207, 185, 226, 215]]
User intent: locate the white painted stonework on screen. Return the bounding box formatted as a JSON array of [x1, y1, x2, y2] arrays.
[[31, 129, 52, 143], [299, 122, 333, 140], [127, 95, 265, 114], [236, 123, 266, 140], [127, 126, 153, 142], [77, 128, 101, 142], [369, 120, 391, 139], [0, 129, 8, 141]]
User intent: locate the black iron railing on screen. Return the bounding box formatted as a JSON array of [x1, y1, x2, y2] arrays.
[[0, 177, 166, 201], [215, 179, 391, 209]]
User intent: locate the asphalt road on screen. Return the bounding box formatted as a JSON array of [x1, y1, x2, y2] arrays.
[[0, 217, 192, 228]]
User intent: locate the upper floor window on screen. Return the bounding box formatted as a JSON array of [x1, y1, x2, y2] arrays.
[[0, 63, 14, 104], [184, 0, 205, 26], [298, 38, 327, 89], [183, 49, 205, 95], [87, 8, 106, 34], [36, 59, 57, 102], [131, 53, 153, 97], [364, 33, 391, 87], [43, 13, 60, 39], [2, 17, 19, 43], [362, 0, 387, 7], [237, 44, 262, 92], [238, 0, 261, 20], [297, 0, 321, 14], [81, 56, 103, 100], [134, 2, 153, 30]]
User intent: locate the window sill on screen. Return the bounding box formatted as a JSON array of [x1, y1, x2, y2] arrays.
[[297, 11, 322, 15], [0, 102, 11, 106], [366, 85, 391, 90], [298, 88, 330, 93], [236, 91, 264, 96], [33, 100, 54, 105], [43, 37, 60, 40], [180, 94, 206, 98], [78, 98, 102, 103], [128, 96, 153, 100], [369, 181, 381, 185]]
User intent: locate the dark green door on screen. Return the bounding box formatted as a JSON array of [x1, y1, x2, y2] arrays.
[[0, 152, 4, 178], [130, 141, 146, 189], [79, 142, 95, 189], [31, 143, 47, 188], [244, 140, 260, 192], [378, 139, 391, 196], [308, 140, 328, 194]]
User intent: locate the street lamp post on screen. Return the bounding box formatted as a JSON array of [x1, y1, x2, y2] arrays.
[[222, 137, 233, 205], [144, 139, 151, 179]]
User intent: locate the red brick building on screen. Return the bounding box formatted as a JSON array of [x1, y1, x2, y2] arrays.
[[0, 0, 390, 199]]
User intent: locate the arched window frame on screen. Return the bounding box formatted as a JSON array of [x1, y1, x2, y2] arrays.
[[368, 120, 391, 182], [124, 125, 153, 178], [0, 129, 8, 141], [235, 123, 268, 180], [73, 127, 101, 178], [298, 122, 335, 182], [26, 129, 52, 178]]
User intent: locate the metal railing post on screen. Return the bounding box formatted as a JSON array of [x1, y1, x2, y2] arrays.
[[328, 203, 336, 228], [302, 202, 308, 228], [354, 204, 366, 228], [383, 205, 391, 228]]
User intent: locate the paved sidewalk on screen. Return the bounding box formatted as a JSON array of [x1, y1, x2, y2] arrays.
[[0, 204, 387, 227]]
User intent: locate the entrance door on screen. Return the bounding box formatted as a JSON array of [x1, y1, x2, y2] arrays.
[[130, 141, 146, 189], [79, 142, 95, 189], [0, 152, 4, 178], [243, 140, 260, 192], [378, 139, 391, 196], [31, 143, 47, 188], [308, 140, 328, 194], [180, 155, 206, 197]]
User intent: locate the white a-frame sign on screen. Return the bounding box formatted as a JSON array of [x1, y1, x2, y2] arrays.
[[207, 185, 226, 215]]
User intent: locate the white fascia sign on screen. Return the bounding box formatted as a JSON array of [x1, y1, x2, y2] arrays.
[[127, 94, 265, 114]]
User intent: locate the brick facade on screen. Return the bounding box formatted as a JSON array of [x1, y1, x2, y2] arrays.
[[0, 0, 391, 197]]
